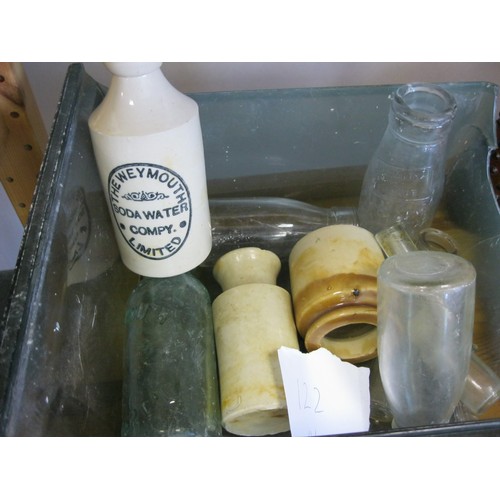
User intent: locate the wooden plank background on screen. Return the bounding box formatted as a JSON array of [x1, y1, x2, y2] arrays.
[[0, 62, 47, 225]]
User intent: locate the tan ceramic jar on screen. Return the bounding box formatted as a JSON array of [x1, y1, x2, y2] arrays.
[[212, 247, 299, 436], [289, 224, 385, 363]]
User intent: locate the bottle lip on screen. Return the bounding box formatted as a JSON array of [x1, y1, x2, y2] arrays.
[[213, 247, 281, 291], [104, 62, 162, 77], [392, 82, 457, 129]]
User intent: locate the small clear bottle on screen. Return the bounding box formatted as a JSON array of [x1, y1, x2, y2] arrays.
[[357, 83, 457, 240], [376, 225, 476, 428], [122, 273, 222, 436], [376, 225, 500, 419]]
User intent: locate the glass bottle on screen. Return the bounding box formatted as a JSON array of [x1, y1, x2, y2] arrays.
[[357, 83, 457, 240], [205, 197, 358, 266], [376, 225, 476, 428], [122, 273, 222, 436], [376, 224, 500, 419], [49, 189, 139, 436], [88, 62, 212, 278]]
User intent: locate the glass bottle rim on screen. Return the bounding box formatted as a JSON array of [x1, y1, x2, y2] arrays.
[[392, 82, 457, 128]]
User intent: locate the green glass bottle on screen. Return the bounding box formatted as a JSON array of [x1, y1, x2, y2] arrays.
[[122, 273, 222, 436]]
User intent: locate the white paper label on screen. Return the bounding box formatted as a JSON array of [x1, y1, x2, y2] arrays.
[[278, 347, 371, 436]]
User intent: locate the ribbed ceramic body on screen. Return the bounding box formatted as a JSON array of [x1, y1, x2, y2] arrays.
[[289, 224, 385, 363], [357, 83, 457, 240], [212, 248, 299, 436], [122, 273, 221, 436], [206, 197, 358, 266], [88, 62, 212, 277]]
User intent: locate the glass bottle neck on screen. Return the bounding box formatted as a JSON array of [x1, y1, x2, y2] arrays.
[[388, 82, 457, 144], [375, 224, 459, 257], [388, 111, 453, 144]]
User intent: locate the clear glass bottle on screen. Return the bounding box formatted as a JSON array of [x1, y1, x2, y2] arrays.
[[357, 83, 457, 240], [205, 197, 358, 266], [122, 273, 222, 436], [376, 226, 476, 428], [88, 62, 212, 278], [55, 189, 136, 435], [376, 224, 500, 419]]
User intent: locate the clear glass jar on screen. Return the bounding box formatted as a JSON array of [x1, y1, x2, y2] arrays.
[[357, 83, 457, 240]]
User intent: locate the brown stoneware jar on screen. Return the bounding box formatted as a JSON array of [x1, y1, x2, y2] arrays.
[[289, 224, 385, 363]]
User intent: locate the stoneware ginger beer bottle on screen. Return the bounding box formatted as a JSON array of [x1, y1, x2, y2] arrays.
[[88, 62, 212, 277]]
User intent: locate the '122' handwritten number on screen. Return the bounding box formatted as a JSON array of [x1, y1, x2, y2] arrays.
[[297, 380, 323, 413]]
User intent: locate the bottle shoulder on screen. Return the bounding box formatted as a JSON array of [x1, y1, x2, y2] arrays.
[[128, 274, 209, 305], [89, 71, 199, 136]]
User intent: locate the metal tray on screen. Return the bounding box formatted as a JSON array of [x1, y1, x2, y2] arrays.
[[1, 63, 499, 436]]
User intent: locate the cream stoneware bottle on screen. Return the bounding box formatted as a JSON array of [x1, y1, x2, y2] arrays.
[[88, 62, 212, 277], [212, 247, 300, 436]]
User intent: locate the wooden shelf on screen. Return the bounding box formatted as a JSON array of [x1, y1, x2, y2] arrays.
[[0, 62, 47, 225]]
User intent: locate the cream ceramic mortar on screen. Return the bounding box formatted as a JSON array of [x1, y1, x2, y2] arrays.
[[212, 247, 299, 436], [289, 224, 385, 363]]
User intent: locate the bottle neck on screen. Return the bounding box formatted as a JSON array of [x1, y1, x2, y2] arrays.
[[375, 224, 459, 257], [213, 247, 281, 291], [326, 205, 358, 226], [107, 68, 187, 111], [388, 83, 457, 144]]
